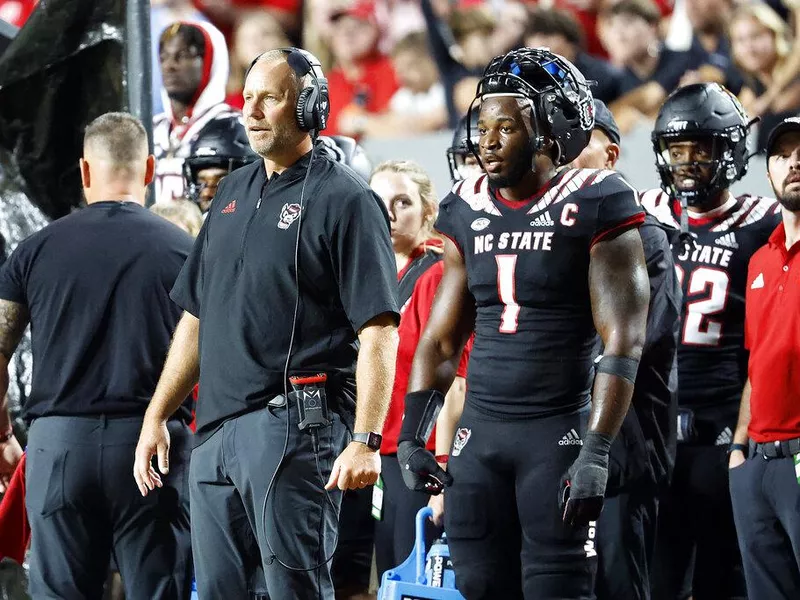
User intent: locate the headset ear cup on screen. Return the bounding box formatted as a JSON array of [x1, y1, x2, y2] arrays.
[[295, 88, 313, 131]]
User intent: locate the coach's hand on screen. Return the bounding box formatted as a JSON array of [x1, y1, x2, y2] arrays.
[[397, 441, 453, 495], [728, 449, 746, 469], [326, 441, 380, 491], [560, 431, 612, 528], [133, 417, 169, 497]]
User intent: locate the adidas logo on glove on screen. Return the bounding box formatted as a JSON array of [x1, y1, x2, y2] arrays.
[[559, 429, 583, 446]]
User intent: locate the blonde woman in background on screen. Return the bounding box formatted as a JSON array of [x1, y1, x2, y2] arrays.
[[150, 199, 204, 238], [369, 160, 470, 582], [730, 1, 800, 149]]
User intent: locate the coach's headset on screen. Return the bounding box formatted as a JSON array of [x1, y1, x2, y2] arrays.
[[247, 48, 338, 580], [245, 47, 329, 135]]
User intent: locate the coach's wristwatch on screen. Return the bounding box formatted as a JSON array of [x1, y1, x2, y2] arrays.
[[728, 442, 749, 457], [353, 432, 382, 451]]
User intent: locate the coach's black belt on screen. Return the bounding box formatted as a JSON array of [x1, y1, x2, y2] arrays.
[[750, 437, 800, 459]]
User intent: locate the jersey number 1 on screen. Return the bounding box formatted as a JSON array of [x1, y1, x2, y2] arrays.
[[675, 265, 730, 346], [496, 255, 520, 334]]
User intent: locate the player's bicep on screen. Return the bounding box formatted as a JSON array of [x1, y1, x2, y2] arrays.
[[589, 228, 649, 355], [420, 237, 475, 359]]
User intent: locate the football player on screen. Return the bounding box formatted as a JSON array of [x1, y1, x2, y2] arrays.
[[182, 117, 257, 214], [642, 82, 780, 600], [397, 48, 650, 598]]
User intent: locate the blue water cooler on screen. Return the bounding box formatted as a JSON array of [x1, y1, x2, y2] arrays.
[[377, 507, 466, 600]]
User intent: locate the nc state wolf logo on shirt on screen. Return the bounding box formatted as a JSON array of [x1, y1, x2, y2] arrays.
[[277, 203, 301, 230]]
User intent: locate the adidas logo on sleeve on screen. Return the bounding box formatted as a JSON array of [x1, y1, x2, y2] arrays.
[[559, 429, 583, 446]]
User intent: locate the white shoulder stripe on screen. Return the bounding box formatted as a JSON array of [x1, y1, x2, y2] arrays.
[[712, 195, 778, 232], [640, 188, 679, 229], [454, 174, 501, 216]]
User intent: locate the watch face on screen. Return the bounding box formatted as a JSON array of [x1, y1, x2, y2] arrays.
[[366, 432, 381, 449]]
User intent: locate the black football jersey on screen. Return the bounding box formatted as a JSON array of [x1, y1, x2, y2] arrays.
[[641, 190, 780, 440], [436, 169, 645, 418]]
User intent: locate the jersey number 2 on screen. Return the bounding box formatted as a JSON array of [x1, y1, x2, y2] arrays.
[[675, 266, 730, 346], [496, 255, 519, 334]]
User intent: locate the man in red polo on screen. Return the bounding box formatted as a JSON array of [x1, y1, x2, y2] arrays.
[[729, 116, 800, 599]]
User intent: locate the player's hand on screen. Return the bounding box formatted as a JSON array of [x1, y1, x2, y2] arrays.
[[326, 441, 380, 491], [560, 433, 612, 528], [0, 435, 23, 494], [428, 492, 446, 527], [133, 417, 169, 497], [728, 449, 746, 469], [397, 441, 453, 495]]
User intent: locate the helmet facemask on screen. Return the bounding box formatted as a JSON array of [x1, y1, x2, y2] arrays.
[[653, 128, 746, 208]]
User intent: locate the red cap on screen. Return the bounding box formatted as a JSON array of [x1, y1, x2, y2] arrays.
[[331, 0, 377, 23]]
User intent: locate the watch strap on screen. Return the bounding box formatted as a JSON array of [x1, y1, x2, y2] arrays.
[[728, 442, 748, 457]]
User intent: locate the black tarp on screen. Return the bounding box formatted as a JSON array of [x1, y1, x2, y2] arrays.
[[0, 0, 126, 220]]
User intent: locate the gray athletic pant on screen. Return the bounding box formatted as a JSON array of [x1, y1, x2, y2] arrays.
[[26, 415, 193, 600], [190, 400, 349, 600]]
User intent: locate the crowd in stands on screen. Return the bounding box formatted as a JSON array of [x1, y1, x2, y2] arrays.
[[3, 0, 799, 150]]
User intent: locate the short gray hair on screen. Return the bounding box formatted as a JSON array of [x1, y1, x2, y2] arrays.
[[84, 112, 148, 165], [248, 49, 313, 97]]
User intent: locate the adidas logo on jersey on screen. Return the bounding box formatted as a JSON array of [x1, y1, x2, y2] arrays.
[[715, 427, 733, 446], [529, 212, 555, 227], [559, 429, 583, 446], [715, 232, 739, 249], [751, 273, 765, 289]]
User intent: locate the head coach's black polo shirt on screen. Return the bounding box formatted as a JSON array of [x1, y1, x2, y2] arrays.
[[170, 149, 399, 441], [0, 202, 194, 422]]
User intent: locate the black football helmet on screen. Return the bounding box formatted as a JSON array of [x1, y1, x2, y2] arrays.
[[182, 116, 258, 204], [447, 111, 481, 182], [316, 135, 372, 182], [472, 47, 595, 166], [652, 83, 751, 207]]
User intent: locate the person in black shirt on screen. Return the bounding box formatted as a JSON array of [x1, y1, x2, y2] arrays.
[[642, 83, 778, 600], [134, 48, 399, 600], [0, 112, 194, 599], [397, 48, 650, 599], [683, 0, 745, 95], [573, 100, 681, 600], [602, 0, 721, 133]]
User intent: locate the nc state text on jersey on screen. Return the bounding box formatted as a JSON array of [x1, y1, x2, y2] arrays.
[[474, 231, 554, 254], [677, 243, 733, 267]]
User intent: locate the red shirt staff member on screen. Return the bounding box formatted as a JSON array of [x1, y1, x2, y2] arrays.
[[369, 160, 471, 579], [730, 116, 800, 599]]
